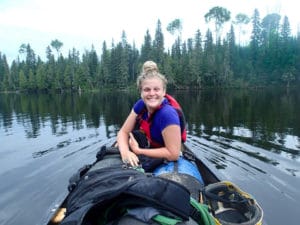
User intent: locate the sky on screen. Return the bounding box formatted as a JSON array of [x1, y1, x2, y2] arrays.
[[0, 0, 299, 64]]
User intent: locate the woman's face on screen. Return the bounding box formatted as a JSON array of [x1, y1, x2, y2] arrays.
[[141, 77, 166, 113]]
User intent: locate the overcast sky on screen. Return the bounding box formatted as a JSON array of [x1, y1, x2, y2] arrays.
[[0, 0, 298, 64]]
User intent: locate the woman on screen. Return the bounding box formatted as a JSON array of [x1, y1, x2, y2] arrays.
[[117, 61, 185, 171]]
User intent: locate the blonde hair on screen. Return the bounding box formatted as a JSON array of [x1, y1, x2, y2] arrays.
[[142, 61, 159, 73], [137, 61, 168, 91]]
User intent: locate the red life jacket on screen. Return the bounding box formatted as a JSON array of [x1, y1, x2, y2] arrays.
[[136, 94, 187, 148]]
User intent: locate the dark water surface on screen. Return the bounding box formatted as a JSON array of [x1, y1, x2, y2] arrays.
[[0, 88, 299, 225]]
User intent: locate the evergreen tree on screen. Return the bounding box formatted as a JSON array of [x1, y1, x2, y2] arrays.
[[25, 44, 36, 73], [45, 54, 56, 90], [19, 69, 27, 90], [261, 13, 281, 82], [128, 41, 139, 82], [191, 30, 203, 88], [28, 69, 36, 91], [46, 46, 52, 61], [115, 42, 129, 88], [88, 45, 99, 88], [68, 48, 80, 90], [227, 25, 237, 77], [36, 63, 47, 90], [0, 53, 11, 91], [203, 29, 216, 86], [121, 31, 130, 86], [10, 60, 19, 90], [63, 64, 73, 89], [140, 30, 153, 63], [250, 9, 263, 79], [279, 16, 295, 84], [153, 20, 165, 67], [181, 41, 191, 86], [99, 41, 111, 86]]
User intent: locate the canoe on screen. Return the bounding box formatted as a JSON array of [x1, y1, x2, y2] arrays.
[[47, 143, 263, 225]]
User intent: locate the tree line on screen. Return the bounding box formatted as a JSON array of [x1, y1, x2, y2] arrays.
[[0, 7, 299, 92]]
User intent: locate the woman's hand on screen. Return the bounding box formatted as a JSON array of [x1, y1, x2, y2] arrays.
[[120, 132, 140, 167], [116, 110, 140, 167], [129, 132, 141, 154], [122, 150, 139, 167]]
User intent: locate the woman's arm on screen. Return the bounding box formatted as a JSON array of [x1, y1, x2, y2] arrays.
[[129, 124, 181, 161], [117, 109, 140, 166]]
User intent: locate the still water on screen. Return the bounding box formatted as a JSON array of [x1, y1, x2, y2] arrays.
[[0, 88, 299, 225]]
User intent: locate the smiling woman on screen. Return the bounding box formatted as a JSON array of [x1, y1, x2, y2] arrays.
[[117, 61, 186, 172]]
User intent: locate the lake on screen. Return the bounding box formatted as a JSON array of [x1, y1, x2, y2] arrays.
[[0, 88, 299, 225]]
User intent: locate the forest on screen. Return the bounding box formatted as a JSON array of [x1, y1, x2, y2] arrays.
[[0, 7, 299, 92]]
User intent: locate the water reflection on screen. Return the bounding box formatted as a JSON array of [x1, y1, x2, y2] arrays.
[[0, 91, 138, 138], [1, 89, 299, 162], [177, 88, 300, 161], [208, 125, 300, 160]]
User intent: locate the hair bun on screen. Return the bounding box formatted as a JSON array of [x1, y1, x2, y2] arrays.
[[142, 61, 159, 73]]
